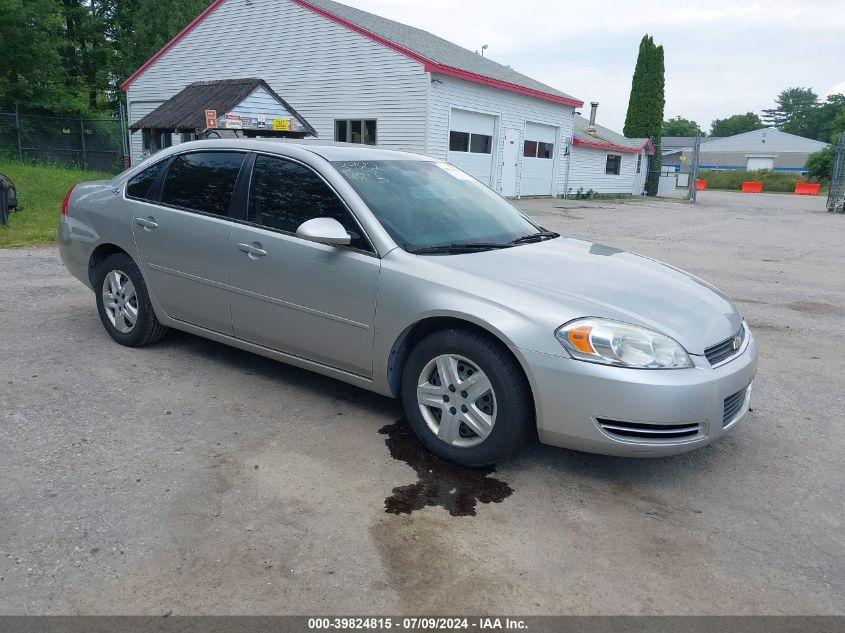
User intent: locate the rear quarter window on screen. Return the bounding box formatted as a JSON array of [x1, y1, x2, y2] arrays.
[[126, 161, 166, 200]]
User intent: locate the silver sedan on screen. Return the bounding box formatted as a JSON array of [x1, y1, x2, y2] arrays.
[[59, 140, 757, 466]]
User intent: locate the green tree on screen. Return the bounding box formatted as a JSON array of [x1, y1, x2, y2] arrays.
[[624, 35, 665, 196], [762, 87, 818, 129], [0, 0, 83, 112], [710, 112, 765, 137], [806, 146, 834, 180], [59, 0, 117, 111], [792, 93, 845, 141], [662, 116, 701, 137], [111, 0, 212, 90]]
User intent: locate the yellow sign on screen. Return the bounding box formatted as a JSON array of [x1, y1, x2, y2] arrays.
[[272, 118, 290, 131], [679, 154, 686, 162]]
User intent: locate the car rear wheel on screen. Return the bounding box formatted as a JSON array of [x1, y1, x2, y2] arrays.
[[401, 328, 533, 467], [94, 253, 168, 347]]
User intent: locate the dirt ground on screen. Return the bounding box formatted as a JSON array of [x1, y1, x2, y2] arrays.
[[0, 190, 842, 615]]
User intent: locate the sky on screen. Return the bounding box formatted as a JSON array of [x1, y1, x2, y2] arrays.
[[341, 0, 845, 133]]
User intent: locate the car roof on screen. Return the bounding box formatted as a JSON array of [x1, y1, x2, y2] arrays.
[[161, 138, 436, 162]]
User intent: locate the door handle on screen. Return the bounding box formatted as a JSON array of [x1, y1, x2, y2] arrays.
[[238, 242, 267, 258], [135, 217, 158, 230]]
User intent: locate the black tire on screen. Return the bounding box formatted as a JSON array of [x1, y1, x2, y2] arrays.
[[94, 252, 168, 347], [400, 328, 533, 467]]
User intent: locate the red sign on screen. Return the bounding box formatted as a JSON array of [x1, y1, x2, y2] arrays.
[[204, 109, 217, 129]]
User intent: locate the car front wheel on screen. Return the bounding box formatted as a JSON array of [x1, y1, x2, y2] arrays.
[[401, 328, 533, 467], [94, 252, 168, 347]]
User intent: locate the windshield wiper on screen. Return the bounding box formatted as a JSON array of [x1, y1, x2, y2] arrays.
[[510, 231, 560, 245], [408, 242, 513, 255]]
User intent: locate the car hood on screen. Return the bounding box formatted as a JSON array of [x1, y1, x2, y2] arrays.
[[449, 237, 741, 355]]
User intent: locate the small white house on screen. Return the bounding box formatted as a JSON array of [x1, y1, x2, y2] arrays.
[[123, 0, 585, 198], [567, 104, 653, 196]]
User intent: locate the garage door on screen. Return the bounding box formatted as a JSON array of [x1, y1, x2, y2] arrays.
[[521, 122, 557, 195], [448, 109, 496, 186], [746, 156, 774, 171]]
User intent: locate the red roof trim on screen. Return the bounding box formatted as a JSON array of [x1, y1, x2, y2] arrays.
[[291, 0, 583, 108], [122, 0, 584, 108], [574, 138, 654, 155], [121, 0, 227, 91]]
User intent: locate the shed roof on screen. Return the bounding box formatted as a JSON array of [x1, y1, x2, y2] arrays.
[[130, 78, 316, 136], [572, 115, 653, 155]]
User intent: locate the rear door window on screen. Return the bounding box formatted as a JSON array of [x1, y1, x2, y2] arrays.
[[161, 152, 246, 216]]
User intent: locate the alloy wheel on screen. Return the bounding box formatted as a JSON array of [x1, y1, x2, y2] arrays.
[[101, 269, 138, 334]]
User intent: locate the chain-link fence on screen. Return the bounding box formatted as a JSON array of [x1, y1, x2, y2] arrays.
[[0, 107, 128, 174], [827, 134, 845, 213]]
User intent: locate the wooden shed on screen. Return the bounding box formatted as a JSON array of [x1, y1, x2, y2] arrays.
[[130, 78, 316, 158]]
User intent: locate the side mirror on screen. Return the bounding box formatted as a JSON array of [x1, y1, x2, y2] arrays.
[[295, 217, 351, 246]]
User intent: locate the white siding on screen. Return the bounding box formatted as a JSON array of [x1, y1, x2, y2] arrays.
[[569, 146, 643, 195], [223, 86, 300, 128], [427, 74, 575, 197], [126, 0, 429, 163]]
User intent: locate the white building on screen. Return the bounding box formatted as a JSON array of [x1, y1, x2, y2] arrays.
[[123, 0, 585, 198], [567, 104, 653, 196]]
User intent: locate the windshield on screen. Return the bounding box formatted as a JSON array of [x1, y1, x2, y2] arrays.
[[332, 160, 542, 251]]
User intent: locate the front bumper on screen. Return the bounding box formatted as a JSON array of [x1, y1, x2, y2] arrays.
[[520, 331, 758, 457]]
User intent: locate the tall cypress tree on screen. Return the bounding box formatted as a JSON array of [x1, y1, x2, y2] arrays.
[[624, 35, 665, 196]]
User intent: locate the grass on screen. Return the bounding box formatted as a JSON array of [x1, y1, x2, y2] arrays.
[[698, 169, 822, 193], [0, 161, 113, 248]]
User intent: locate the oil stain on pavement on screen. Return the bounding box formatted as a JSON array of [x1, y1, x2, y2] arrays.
[[378, 419, 513, 517]]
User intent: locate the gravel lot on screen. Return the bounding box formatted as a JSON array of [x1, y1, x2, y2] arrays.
[[1, 191, 843, 615]]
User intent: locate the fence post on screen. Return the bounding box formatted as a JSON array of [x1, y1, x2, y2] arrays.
[[118, 102, 130, 169], [79, 114, 87, 170], [15, 104, 23, 162]]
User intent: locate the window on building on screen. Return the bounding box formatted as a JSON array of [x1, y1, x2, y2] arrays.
[[605, 154, 622, 175], [161, 131, 173, 149], [449, 131, 470, 152], [537, 142, 554, 159], [335, 119, 377, 145], [469, 133, 492, 154], [180, 132, 194, 143], [161, 152, 246, 216], [141, 129, 152, 153], [247, 155, 371, 252], [523, 140, 554, 159], [636, 152, 642, 174], [450, 131, 492, 154], [126, 160, 166, 200]]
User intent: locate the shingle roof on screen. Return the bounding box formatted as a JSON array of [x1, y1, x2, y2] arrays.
[[294, 0, 581, 106], [573, 115, 651, 153], [130, 78, 316, 135]]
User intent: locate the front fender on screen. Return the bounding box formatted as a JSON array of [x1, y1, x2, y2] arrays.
[[371, 256, 555, 397]]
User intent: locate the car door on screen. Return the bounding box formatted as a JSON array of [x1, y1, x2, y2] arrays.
[[228, 153, 381, 377], [130, 151, 246, 335]]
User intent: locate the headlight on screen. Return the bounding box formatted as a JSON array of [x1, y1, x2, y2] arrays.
[[555, 318, 694, 369]]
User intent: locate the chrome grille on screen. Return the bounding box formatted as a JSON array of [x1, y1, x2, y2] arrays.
[[723, 387, 747, 427], [705, 324, 746, 366], [597, 419, 701, 442]]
